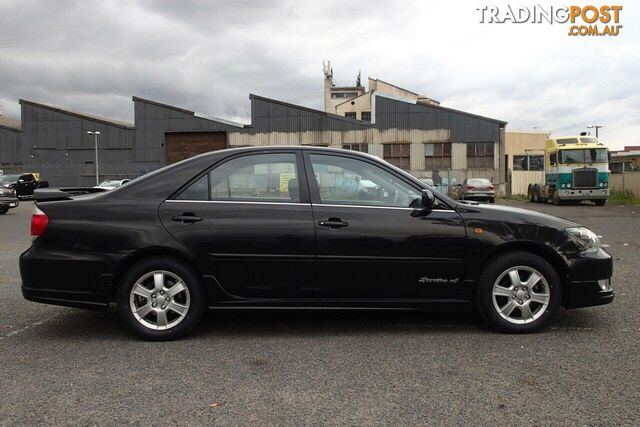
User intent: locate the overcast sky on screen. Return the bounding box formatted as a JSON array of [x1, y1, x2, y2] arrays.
[[1, 0, 638, 148]]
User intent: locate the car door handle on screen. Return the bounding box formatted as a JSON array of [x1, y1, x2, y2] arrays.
[[318, 218, 349, 229], [172, 213, 202, 223]]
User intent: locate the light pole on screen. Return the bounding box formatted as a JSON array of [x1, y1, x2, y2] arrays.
[[87, 131, 101, 185], [587, 124, 603, 138]]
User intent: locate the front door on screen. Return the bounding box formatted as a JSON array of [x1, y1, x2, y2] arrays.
[[305, 152, 467, 300], [159, 151, 315, 299]]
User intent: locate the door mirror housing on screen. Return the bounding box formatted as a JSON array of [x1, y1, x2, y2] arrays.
[[421, 189, 435, 208]]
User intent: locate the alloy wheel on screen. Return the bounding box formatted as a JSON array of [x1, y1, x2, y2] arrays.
[[492, 266, 550, 324], [129, 270, 190, 330]]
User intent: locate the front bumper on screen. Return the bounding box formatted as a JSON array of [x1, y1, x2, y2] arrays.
[[558, 188, 609, 200], [563, 248, 614, 308], [0, 196, 19, 209]]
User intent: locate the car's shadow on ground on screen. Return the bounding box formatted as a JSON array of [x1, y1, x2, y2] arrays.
[[34, 305, 610, 342]]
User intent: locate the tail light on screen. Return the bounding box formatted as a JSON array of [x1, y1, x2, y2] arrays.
[[488, 185, 494, 191], [31, 205, 49, 238]]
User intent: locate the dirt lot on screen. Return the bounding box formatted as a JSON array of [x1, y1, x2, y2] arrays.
[[0, 200, 638, 425]]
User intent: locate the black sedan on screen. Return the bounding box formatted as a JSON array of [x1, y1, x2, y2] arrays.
[[20, 147, 613, 340]]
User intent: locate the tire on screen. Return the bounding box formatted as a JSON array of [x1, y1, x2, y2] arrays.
[[0, 207, 7, 215], [552, 189, 562, 206], [117, 257, 206, 341], [532, 185, 540, 203], [595, 199, 606, 206], [527, 185, 534, 202], [489, 198, 495, 203], [474, 251, 561, 333]]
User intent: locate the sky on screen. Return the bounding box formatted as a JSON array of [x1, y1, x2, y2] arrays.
[[0, 0, 638, 149]]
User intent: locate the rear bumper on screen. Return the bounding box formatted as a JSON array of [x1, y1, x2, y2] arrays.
[[19, 245, 125, 310], [564, 248, 614, 308], [558, 188, 609, 200], [462, 192, 495, 200]]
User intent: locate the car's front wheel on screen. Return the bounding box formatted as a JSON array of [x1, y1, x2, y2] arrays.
[[475, 251, 561, 333], [117, 257, 206, 340]]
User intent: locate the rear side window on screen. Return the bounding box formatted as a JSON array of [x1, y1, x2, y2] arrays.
[[176, 153, 300, 202]]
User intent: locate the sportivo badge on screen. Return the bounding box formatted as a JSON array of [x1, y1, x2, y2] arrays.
[[418, 277, 460, 285]]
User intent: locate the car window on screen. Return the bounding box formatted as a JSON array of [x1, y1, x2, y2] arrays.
[[309, 154, 421, 208], [467, 178, 491, 186], [176, 153, 300, 202]]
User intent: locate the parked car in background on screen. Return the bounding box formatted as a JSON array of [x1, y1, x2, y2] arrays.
[[0, 185, 18, 214], [95, 179, 131, 190], [2, 173, 49, 198], [22, 147, 613, 340], [457, 178, 495, 203]]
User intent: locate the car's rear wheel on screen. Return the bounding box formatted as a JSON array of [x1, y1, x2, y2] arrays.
[[117, 257, 206, 340], [475, 251, 561, 333]]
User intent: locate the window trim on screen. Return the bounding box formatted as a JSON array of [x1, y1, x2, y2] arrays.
[[168, 150, 310, 204]]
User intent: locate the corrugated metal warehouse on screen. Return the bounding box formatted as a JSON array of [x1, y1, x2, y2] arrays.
[[0, 94, 507, 190]]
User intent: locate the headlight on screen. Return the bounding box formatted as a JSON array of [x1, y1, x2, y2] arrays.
[[566, 227, 601, 253]]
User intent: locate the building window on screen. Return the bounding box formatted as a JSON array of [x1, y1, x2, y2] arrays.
[[467, 142, 495, 169], [343, 143, 368, 153], [383, 143, 410, 170], [513, 154, 544, 171], [361, 111, 371, 121], [344, 112, 357, 119], [424, 143, 451, 170], [331, 92, 359, 99]]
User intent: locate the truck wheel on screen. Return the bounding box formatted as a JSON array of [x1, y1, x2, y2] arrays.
[[527, 185, 534, 202], [552, 190, 562, 205], [475, 251, 561, 333], [595, 199, 606, 206], [532, 185, 540, 203]]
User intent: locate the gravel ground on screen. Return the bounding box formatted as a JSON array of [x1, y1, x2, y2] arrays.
[[0, 200, 638, 425]]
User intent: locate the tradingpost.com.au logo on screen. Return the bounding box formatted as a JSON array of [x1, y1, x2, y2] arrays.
[[477, 4, 623, 36]]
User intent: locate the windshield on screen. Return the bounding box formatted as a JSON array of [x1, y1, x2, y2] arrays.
[[98, 180, 121, 187], [559, 149, 607, 164], [0, 174, 20, 184]]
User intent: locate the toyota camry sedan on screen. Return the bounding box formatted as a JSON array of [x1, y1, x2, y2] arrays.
[[20, 147, 613, 340]]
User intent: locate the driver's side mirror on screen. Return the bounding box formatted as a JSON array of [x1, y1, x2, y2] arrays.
[[421, 189, 435, 208]]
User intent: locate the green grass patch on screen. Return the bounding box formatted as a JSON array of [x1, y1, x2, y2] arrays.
[[609, 191, 640, 206]]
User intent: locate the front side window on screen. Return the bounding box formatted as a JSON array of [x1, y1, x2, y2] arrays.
[[309, 154, 421, 208], [176, 153, 300, 202]]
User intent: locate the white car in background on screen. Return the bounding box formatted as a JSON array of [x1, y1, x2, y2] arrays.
[[95, 179, 130, 190]]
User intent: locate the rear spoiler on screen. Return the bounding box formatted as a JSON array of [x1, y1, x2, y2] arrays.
[[34, 187, 108, 202]]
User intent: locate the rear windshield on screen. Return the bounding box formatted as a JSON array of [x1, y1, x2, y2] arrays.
[[559, 149, 608, 164], [467, 178, 492, 186]]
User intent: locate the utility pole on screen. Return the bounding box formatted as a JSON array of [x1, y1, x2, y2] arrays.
[[87, 131, 101, 185]]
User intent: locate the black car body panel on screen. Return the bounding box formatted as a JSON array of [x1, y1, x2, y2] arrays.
[[20, 146, 613, 312]]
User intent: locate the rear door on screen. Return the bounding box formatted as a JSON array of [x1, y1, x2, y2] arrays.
[[305, 152, 467, 300], [159, 150, 316, 299]]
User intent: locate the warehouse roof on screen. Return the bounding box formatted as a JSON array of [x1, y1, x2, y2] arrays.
[[19, 99, 134, 129]]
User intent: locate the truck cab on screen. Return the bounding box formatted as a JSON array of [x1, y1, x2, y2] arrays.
[[529, 136, 610, 205]]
